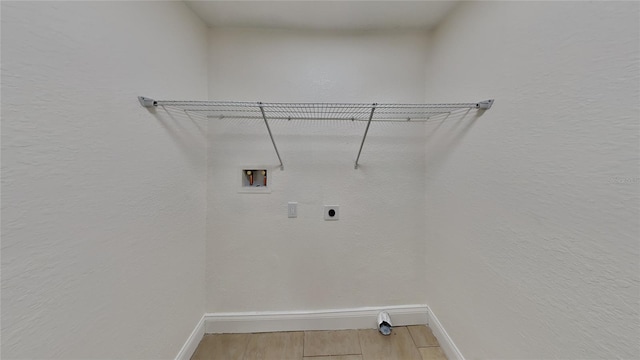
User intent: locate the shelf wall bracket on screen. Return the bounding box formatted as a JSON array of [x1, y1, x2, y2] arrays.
[[476, 99, 494, 110], [354, 103, 377, 169], [138, 96, 157, 108], [258, 102, 285, 170]]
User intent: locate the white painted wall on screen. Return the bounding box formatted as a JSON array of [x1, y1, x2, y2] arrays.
[[422, 2, 640, 359], [4, 2, 637, 358], [206, 28, 430, 312], [1, 2, 208, 359]]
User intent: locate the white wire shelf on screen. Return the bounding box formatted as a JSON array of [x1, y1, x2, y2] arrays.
[[139, 98, 493, 122], [138, 97, 494, 169]]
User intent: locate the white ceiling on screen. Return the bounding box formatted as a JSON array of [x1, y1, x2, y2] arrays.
[[184, 1, 458, 31]]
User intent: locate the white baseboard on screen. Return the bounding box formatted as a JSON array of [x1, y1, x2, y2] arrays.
[[427, 306, 465, 360], [175, 315, 205, 360], [176, 305, 464, 360], [204, 305, 429, 334]]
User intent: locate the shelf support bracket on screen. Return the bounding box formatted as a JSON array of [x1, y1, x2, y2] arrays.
[[138, 96, 157, 108], [354, 103, 377, 169], [258, 102, 284, 170], [476, 99, 494, 110]]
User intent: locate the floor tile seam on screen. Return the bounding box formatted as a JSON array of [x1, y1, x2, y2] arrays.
[[240, 332, 251, 360], [302, 355, 362, 358], [407, 326, 421, 349], [303, 352, 363, 357], [356, 329, 365, 360], [303, 330, 364, 358], [303, 329, 306, 357]]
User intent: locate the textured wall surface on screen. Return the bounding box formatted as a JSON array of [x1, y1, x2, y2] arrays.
[[422, 2, 640, 359], [1, 2, 208, 359], [206, 28, 430, 312], [3, 2, 639, 359]]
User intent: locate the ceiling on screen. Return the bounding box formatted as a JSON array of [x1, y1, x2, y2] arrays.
[[184, 1, 458, 31]]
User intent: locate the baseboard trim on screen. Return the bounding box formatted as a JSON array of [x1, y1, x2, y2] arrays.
[[175, 314, 205, 360], [427, 306, 465, 360], [176, 305, 464, 360], [204, 305, 429, 334]]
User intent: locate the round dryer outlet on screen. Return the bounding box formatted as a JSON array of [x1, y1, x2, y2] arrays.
[[324, 205, 339, 221]]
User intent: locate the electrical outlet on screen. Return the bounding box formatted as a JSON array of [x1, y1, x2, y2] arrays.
[[288, 202, 297, 218], [324, 205, 339, 221]]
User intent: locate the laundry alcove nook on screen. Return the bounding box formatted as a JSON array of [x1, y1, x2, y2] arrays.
[[2, 2, 638, 360]]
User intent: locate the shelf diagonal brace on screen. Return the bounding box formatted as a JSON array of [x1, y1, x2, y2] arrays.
[[258, 102, 284, 170], [354, 103, 377, 169]]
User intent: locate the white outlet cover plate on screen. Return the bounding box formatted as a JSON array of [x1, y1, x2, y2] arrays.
[[324, 205, 339, 220], [288, 202, 297, 218]]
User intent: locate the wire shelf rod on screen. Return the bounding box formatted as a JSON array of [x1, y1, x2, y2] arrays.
[[258, 103, 285, 170], [149, 100, 484, 109], [203, 115, 451, 122], [354, 104, 377, 169]]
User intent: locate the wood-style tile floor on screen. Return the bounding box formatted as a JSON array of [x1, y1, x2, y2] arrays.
[[191, 325, 447, 360]]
